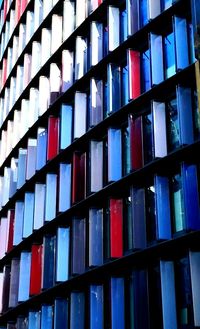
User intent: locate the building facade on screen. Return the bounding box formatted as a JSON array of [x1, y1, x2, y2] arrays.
[[0, 0, 200, 328]]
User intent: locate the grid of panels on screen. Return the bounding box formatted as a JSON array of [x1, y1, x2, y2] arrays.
[[0, 0, 200, 328]]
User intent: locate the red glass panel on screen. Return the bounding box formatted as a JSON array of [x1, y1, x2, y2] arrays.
[[129, 114, 143, 170], [30, 244, 43, 295], [47, 116, 60, 161], [110, 199, 123, 258]]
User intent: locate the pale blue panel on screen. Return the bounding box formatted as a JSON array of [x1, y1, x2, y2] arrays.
[[41, 305, 53, 329], [150, 33, 164, 85], [160, 261, 178, 329], [36, 128, 47, 170], [45, 173, 57, 221], [108, 128, 122, 182], [18, 252, 31, 302], [56, 227, 70, 282], [13, 202, 24, 246], [58, 163, 71, 212], [17, 150, 27, 189], [60, 104, 72, 150], [174, 16, 189, 70], [28, 312, 40, 329], [23, 193, 34, 238]]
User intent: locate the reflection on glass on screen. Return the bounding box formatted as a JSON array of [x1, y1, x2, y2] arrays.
[[121, 65, 129, 106], [123, 196, 132, 251], [164, 32, 176, 78], [140, 0, 148, 27], [141, 49, 151, 92], [175, 257, 193, 327], [146, 185, 156, 243], [167, 97, 180, 151], [122, 125, 130, 176], [193, 90, 200, 140], [171, 173, 185, 233], [143, 112, 153, 163]]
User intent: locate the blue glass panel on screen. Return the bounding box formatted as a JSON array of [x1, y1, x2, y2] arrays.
[[174, 17, 189, 70], [89, 208, 103, 266], [108, 128, 122, 182], [164, 32, 176, 78], [140, 0, 148, 27], [141, 49, 151, 92], [150, 34, 164, 85], [72, 218, 86, 275], [42, 235, 55, 289], [189, 251, 200, 326], [146, 185, 156, 243], [120, 8, 128, 43], [41, 305, 53, 329], [36, 128, 47, 171], [182, 163, 200, 230], [155, 176, 171, 240], [18, 252, 31, 302], [54, 299, 68, 329], [90, 285, 104, 329], [70, 292, 85, 329], [107, 64, 121, 114], [28, 312, 40, 329], [130, 270, 149, 328], [160, 261, 177, 329], [131, 187, 146, 248], [111, 277, 125, 329], [177, 86, 194, 145]]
